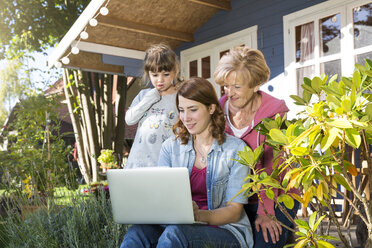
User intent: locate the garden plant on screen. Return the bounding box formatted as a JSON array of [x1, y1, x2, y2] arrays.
[[235, 60, 372, 248]]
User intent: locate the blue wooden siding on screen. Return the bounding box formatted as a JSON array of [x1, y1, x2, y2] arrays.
[[102, 0, 327, 78], [175, 0, 326, 80], [102, 55, 143, 77]]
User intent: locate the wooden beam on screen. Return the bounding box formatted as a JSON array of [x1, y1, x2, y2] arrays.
[[188, 0, 231, 10], [65, 51, 124, 75], [99, 16, 194, 42]]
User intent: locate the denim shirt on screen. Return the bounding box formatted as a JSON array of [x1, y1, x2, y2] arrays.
[[158, 134, 254, 248]]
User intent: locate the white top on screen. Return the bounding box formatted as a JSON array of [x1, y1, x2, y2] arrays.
[[225, 100, 253, 138], [125, 88, 178, 168]]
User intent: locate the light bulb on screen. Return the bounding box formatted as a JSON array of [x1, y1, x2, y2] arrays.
[[89, 18, 98, 27], [62, 57, 70, 65], [100, 7, 109, 16], [55, 61, 62, 68], [71, 47, 80, 54], [80, 31, 89, 39]]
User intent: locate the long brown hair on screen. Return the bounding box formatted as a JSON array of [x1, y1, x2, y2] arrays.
[[172, 77, 226, 145]]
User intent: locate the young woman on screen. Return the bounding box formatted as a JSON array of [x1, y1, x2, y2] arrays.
[[125, 44, 181, 168], [121, 77, 253, 248], [214, 46, 300, 247]]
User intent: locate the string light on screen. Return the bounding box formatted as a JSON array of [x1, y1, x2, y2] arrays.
[[71, 47, 80, 54], [55, 0, 111, 67], [89, 18, 98, 27], [62, 57, 70, 64], [80, 31, 89, 40], [100, 7, 109, 16]]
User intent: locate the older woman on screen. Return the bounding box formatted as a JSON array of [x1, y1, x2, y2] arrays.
[[121, 77, 253, 248], [214, 47, 300, 248]]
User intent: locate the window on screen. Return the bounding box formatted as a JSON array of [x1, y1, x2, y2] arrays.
[[181, 26, 257, 97], [284, 0, 372, 96]]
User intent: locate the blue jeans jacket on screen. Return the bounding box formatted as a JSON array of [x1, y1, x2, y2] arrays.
[[158, 134, 254, 248]]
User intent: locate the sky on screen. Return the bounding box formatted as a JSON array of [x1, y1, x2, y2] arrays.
[[0, 47, 62, 112]]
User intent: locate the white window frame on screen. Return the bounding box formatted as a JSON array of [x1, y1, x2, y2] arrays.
[[283, 0, 372, 99], [180, 26, 257, 97]]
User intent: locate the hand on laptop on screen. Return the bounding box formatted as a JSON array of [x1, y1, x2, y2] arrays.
[[192, 201, 201, 221]]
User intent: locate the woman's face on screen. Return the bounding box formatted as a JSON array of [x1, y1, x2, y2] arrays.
[[223, 71, 259, 109], [149, 70, 176, 95], [178, 96, 215, 136]]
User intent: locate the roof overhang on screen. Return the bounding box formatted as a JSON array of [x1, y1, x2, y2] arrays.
[[47, 0, 231, 75]]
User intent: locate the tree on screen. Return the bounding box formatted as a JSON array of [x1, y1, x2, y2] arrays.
[[0, 59, 28, 125], [0, 0, 89, 59], [236, 60, 372, 248], [63, 69, 128, 183]]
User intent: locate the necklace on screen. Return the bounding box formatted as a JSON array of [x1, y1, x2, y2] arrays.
[[193, 143, 207, 164]]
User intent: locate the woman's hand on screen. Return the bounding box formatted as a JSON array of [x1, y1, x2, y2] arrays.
[[255, 214, 282, 244], [192, 201, 200, 221]]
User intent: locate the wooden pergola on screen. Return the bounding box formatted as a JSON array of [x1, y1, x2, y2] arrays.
[[48, 0, 231, 74]]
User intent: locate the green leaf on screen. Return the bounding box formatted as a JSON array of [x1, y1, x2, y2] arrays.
[[253, 145, 264, 163], [341, 98, 351, 113], [269, 129, 288, 144], [345, 128, 361, 148], [290, 95, 307, 105], [326, 119, 353, 129], [302, 83, 317, 94], [311, 77, 322, 93], [366, 104, 372, 120], [317, 240, 336, 248], [303, 90, 312, 103], [326, 95, 341, 108], [294, 238, 308, 248], [290, 147, 309, 156], [266, 189, 275, 200], [328, 74, 338, 83], [333, 174, 351, 191], [313, 215, 326, 231], [353, 70, 361, 88], [295, 219, 310, 229], [309, 211, 317, 229], [279, 194, 295, 209], [321, 127, 339, 152]]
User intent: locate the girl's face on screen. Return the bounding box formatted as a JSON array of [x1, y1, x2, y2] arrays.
[[178, 96, 215, 136], [149, 70, 176, 95], [223, 71, 259, 109]]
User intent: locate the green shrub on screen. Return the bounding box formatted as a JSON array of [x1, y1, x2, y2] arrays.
[[0, 190, 128, 247]]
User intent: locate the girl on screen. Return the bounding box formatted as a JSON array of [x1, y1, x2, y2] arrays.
[[121, 77, 253, 248], [125, 44, 181, 168]]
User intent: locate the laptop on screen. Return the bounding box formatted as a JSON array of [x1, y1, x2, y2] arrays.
[[107, 167, 201, 224]]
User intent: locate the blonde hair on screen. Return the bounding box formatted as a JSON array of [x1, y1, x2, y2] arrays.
[[143, 43, 181, 86], [213, 46, 270, 88]]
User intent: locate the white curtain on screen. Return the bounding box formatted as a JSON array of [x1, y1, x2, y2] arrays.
[[297, 22, 315, 95]]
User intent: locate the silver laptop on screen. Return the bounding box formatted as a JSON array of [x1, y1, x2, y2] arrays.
[[107, 167, 199, 224]]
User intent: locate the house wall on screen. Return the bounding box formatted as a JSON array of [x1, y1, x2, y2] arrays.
[[103, 0, 327, 103], [175, 0, 326, 80]]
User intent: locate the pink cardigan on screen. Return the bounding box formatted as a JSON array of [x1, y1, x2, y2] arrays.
[[220, 91, 300, 215]]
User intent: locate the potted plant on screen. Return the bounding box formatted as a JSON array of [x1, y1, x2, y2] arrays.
[[97, 149, 119, 173]]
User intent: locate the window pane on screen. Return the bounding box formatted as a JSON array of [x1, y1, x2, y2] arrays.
[[320, 59, 341, 81], [320, 14, 341, 57], [295, 22, 315, 62], [202, 56, 210, 79], [189, 60, 198, 77], [220, 50, 229, 58], [355, 51, 372, 65], [354, 3, 372, 49], [296, 65, 315, 95]]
